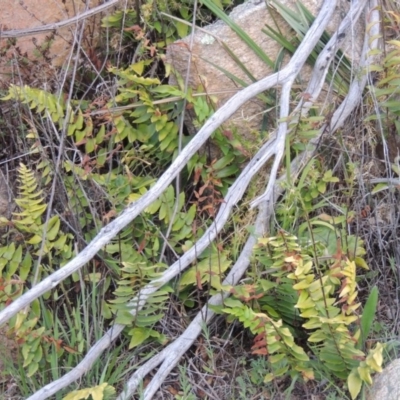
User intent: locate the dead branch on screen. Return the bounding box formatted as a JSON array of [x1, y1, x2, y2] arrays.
[[120, 202, 271, 400], [116, 2, 380, 397], [23, 1, 369, 398], [250, 0, 369, 208], [1, 0, 381, 398], [0, 0, 342, 328], [0, 0, 122, 39], [26, 106, 277, 400]]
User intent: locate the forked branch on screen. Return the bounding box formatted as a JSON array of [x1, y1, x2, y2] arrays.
[[117, 2, 380, 397], [0, 0, 381, 398], [0, 0, 341, 327], [0, 0, 122, 38]]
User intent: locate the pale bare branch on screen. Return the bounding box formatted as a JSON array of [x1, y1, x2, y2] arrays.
[[26, 106, 277, 400], [0, 0, 341, 327], [0, 0, 122, 39], [1, 0, 381, 398], [117, 1, 381, 397]]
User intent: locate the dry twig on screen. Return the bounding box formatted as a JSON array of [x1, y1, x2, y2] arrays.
[[0, 0, 380, 398], [0, 0, 122, 38], [117, 1, 380, 397]]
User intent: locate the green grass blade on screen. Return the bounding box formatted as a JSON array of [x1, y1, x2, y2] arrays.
[[357, 286, 379, 349], [199, 56, 276, 106], [218, 42, 258, 82], [267, 0, 352, 93], [262, 25, 296, 54]]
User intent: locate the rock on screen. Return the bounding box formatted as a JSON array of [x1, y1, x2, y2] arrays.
[[367, 359, 400, 400], [0, 0, 104, 86], [166, 0, 364, 140]]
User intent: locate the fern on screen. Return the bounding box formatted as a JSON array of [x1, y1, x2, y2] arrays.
[[2, 85, 65, 123], [223, 231, 383, 399], [223, 297, 314, 382], [105, 245, 171, 349], [63, 383, 116, 400], [0, 164, 74, 376]]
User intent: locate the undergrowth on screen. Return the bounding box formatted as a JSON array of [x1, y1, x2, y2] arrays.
[[0, 1, 399, 399]]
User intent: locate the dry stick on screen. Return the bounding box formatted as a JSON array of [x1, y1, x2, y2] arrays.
[[117, 0, 379, 397], [135, 86, 295, 400], [0, 76, 278, 327], [250, 0, 368, 208], [137, 202, 271, 400], [27, 113, 277, 400], [122, 20, 364, 400], [0, 0, 121, 39], [8, 5, 349, 400], [8, 2, 377, 400], [25, 2, 341, 397], [0, 0, 335, 328], [34, 0, 378, 398]]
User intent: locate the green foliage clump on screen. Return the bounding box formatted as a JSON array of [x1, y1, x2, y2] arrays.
[[0, 3, 391, 397], [221, 231, 383, 399], [0, 46, 246, 387], [102, 0, 234, 47], [0, 163, 74, 377]]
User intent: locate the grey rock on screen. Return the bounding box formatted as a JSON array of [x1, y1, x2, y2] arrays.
[[167, 0, 364, 140], [367, 359, 400, 400]]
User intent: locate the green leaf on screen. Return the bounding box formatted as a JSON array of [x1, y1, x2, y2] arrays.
[[357, 365, 372, 385], [152, 85, 184, 96], [264, 372, 275, 383], [371, 183, 390, 194], [114, 311, 134, 325], [357, 286, 378, 349], [131, 61, 145, 75], [135, 313, 163, 326], [308, 330, 327, 343], [128, 327, 151, 349], [2, 243, 15, 260], [52, 234, 67, 250], [291, 345, 310, 361], [46, 216, 60, 241], [19, 252, 32, 280], [269, 353, 286, 364], [347, 370, 362, 400], [212, 154, 235, 170], [215, 164, 239, 178], [63, 383, 112, 400], [10, 244, 23, 264], [95, 124, 105, 144], [27, 361, 39, 377], [28, 234, 43, 245], [201, 0, 274, 68], [223, 297, 243, 308], [85, 138, 96, 154]]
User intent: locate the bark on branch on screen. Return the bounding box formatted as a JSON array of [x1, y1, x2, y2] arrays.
[[117, 1, 380, 398], [0, 0, 381, 398], [0, 0, 344, 328], [0, 0, 122, 38]]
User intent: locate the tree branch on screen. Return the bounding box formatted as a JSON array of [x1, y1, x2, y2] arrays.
[[0, 0, 122, 39], [0, 0, 340, 327], [117, 1, 380, 397], [4, 0, 381, 398], [24, 0, 342, 393], [26, 105, 277, 400]]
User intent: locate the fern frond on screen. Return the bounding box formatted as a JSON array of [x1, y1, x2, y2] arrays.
[[223, 297, 313, 382]]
